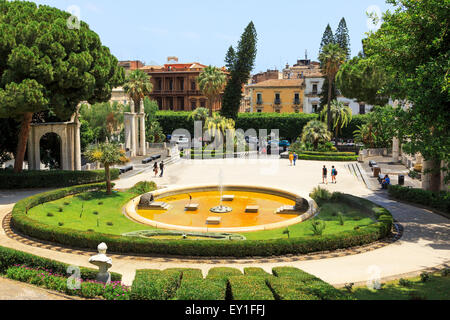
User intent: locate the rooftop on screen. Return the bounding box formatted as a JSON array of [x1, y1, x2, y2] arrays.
[[247, 79, 304, 88]]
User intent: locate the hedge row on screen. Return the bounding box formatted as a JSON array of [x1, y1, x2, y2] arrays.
[[130, 267, 351, 300], [0, 169, 120, 189], [299, 151, 357, 157], [0, 245, 121, 281], [156, 111, 368, 141], [388, 185, 450, 213], [297, 154, 359, 162]]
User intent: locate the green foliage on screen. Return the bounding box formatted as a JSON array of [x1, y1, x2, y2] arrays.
[[320, 100, 353, 138], [197, 66, 227, 116], [301, 120, 332, 150], [320, 24, 335, 52], [11, 186, 393, 257], [310, 187, 332, 205], [229, 276, 275, 300], [399, 278, 413, 287], [310, 219, 327, 236], [338, 213, 345, 226], [131, 269, 181, 300], [335, 18, 351, 60], [420, 272, 431, 283], [128, 181, 157, 195], [175, 279, 227, 300], [388, 185, 450, 213], [0, 169, 119, 189], [123, 69, 153, 108], [0, 245, 121, 281], [221, 22, 257, 120], [0, 0, 124, 171]]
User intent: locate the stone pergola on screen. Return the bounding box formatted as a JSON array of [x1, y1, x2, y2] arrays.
[[27, 118, 81, 171], [124, 100, 146, 157]]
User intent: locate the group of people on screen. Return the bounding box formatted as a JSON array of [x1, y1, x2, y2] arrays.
[[153, 161, 165, 178], [322, 165, 338, 185], [288, 152, 299, 166]]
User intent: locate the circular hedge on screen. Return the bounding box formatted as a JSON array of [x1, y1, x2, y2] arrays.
[[11, 184, 394, 257]]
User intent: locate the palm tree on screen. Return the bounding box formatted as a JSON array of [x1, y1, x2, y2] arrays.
[[197, 66, 227, 116], [123, 70, 153, 112], [320, 100, 353, 138], [301, 120, 332, 150], [319, 43, 347, 131], [188, 107, 210, 127], [204, 113, 235, 147]]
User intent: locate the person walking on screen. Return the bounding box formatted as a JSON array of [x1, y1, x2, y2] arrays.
[[153, 162, 158, 177], [159, 161, 165, 178], [331, 166, 338, 184], [289, 153, 294, 166], [293, 153, 298, 166], [322, 165, 328, 184]]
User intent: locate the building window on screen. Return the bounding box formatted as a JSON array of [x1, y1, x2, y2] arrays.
[[169, 79, 173, 91], [294, 93, 300, 105], [312, 104, 318, 113], [200, 100, 206, 108], [256, 93, 263, 105], [312, 84, 318, 95], [360, 104, 366, 115], [191, 100, 197, 109], [274, 93, 281, 105], [257, 109, 262, 113], [191, 81, 196, 91]]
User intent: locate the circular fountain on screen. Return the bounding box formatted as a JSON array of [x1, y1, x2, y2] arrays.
[[126, 184, 318, 233]]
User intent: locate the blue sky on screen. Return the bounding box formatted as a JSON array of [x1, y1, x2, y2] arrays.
[[31, 0, 393, 73]]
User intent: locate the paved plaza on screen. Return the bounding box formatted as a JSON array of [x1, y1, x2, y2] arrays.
[[0, 158, 449, 294]]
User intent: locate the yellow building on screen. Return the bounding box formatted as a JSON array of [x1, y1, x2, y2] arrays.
[[244, 79, 305, 113]]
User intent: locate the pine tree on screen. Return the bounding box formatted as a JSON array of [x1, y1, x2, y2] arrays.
[[320, 24, 335, 53], [335, 18, 351, 60], [221, 22, 257, 120]]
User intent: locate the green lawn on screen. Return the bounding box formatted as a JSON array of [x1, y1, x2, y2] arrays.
[[27, 192, 374, 239], [245, 202, 375, 240], [348, 272, 450, 300]]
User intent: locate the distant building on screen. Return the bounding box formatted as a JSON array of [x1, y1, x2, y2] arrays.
[[252, 69, 282, 84], [244, 79, 304, 113], [118, 60, 145, 74]]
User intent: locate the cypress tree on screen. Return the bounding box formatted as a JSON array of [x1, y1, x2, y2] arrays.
[[335, 18, 351, 60], [221, 22, 257, 120], [320, 24, 335, 52]]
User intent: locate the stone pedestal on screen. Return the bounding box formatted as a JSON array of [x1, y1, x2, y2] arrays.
[[88, 243, 112, 284], [392, 137, 400, 163]]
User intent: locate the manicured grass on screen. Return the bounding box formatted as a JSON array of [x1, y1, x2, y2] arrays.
[[245, 202, 375, 240], [27, 192, 374, 240], [27, 191, 155, 235], [348, 272, 450, 300]]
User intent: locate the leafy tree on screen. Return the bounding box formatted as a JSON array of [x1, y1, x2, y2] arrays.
[[335, 18, 351, 60], [320, 100, 353, 138], [336, 55, 389, 106], [319, 24, 335, 53], [142, 97, 165, 143], [0, 118, 19, 166], [363, 0, 450, 190], [301, 120, 332, 150], [197, 66, 227, 116], [85, 143, 128, 195], [205, 113, 235, 147], [0, 1, 124, 173], [221, 22, 257, 120], [319, 43, 347, 131], [188, 107, 210, 127], [123, 69, 153, 111]]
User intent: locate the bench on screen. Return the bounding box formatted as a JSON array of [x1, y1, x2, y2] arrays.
[[119, 165, 133, 174], [152, 155, 162, 161], [142, 157, 153, 164]]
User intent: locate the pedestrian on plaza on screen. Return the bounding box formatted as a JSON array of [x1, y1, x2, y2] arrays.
[[322, 165, 328, 184], [293, 153, 298, 166], [331, 166, 338, 184], [289, 153, 294, 166], [153, 162, 158, 177], [159, 161, 165, 177]]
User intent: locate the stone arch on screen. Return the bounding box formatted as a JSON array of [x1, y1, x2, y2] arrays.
[[27, 120, 81, 171]]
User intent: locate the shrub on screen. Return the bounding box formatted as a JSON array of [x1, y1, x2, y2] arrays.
[[310, 219, 326, 236], [442, 268, 450, 277], [267, 277, 321, 300], [0, 169, 120, 189], [0, 245, 121, 281], [130, 269, 181, 300], [344, 283, 354, 293], [206, 268, 242, 283], [128, 181, 157, 195], [175, 279, 227, 300], [46, 213, 54, 217], [244, 268, 271, 277], [310, 187, 332, 205], [420, 272, 431, 283], [272, 267, 319, 282], [229, 276, 275, 300], [399, 278, 412, 287], [388, 185, 450, 213]]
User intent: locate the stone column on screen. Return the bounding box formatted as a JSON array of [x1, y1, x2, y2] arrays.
[[74, 119, 81, 170], [139, 113, 146, 156], [392, 137, 400, 163], [124, 113, 137, 157]]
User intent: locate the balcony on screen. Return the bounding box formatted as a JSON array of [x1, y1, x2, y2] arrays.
[[256, 99, 263, 105], [293, 98, 301, 105], [274, 98, 281, 105]]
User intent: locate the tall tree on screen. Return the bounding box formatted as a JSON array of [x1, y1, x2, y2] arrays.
[[363, 0, 450, 191], [225, 46, 236, 71], [123, 69, 153, 111], [197, 66, 227, 116], [301, 120, 332, 150], [335, 18, 351, 60], [0, 1, 124, 173], [319, 24, 335, 53], [320, 100, 353, 138], [336, 55, 389, 106], [319, 43, 347, 131], [221, 22, 257, 120]]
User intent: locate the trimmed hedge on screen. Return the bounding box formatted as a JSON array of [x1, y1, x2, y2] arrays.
[[0, 169, 120, 189], [175, 279, 227, 300], [267, 277, 321, 300], [156, 111, 368, 141], [388, 185, 450, 214], [297, 154, 359, 162], [299, 151, 357, 157], [0, 245, 122, 281], [130, 269, 182, 300], [229, 276, 275, 300], [244, 267, 271, 277], [11, 185, 394, 257]]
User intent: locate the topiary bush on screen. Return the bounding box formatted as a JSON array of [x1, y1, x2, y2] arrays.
[[229, 276, 275, 300], [128, 181, 157, 195], [130, 269, 182, 300]]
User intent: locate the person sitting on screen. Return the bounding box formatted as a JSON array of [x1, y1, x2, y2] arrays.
[[382, 175, 391, 189]]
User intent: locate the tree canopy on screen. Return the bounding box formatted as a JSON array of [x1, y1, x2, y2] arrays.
[[123, 69, 153, 111], [0, 0, 124, 172]]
